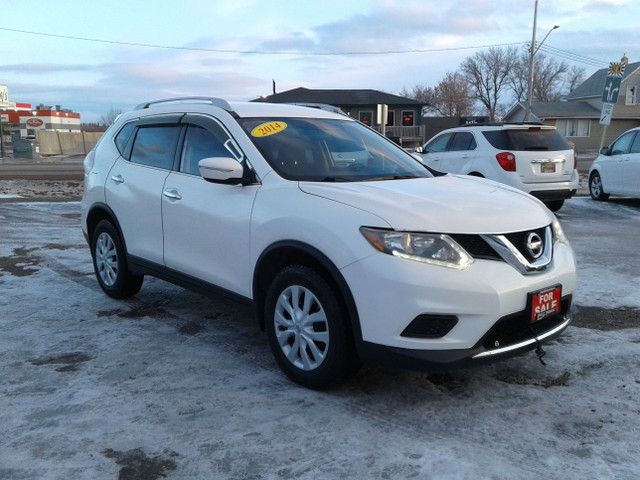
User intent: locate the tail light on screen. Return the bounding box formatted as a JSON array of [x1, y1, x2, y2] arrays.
[[573, 150, 578, 170], [83, 150, 96, 175], [496, 152, 516, 172]]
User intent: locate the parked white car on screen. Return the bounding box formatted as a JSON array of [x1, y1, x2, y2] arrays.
[[414, 123, 579, 211], [82, 98, 576, 389], [589, 126, 640, 201]]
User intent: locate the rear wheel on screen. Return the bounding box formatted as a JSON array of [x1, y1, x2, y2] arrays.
[[264, 265, 359, 389], [589, 171, 610, 201], [91, 220, 143, 298]]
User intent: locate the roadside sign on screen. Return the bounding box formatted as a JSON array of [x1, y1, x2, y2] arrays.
[[602, 77, 622, 103], [600, 102, 614, 125], [0, 84, 9, 106]]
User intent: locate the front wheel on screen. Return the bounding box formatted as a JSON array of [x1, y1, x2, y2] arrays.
[[589, 171, 610, 201], [264, 265, 359, 389], [91, 220, 143, 298]]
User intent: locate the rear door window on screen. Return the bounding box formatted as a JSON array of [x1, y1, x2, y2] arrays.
[[130, 125, 182, 169], [448, 132, 476, 151]]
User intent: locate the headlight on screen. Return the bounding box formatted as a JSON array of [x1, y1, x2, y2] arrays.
[[360, 227, 474, 270], [551, 216, 570, 246]]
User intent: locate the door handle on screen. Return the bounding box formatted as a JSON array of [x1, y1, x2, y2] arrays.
[[163, 189, 182, 200], [111, 174, 124, 183]]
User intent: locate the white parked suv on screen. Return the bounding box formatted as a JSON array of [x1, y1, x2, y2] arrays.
[[415, 123, 579, 211], [82, 98, 577, 389]]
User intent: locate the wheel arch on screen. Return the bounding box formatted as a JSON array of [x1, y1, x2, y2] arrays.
[[85, 203, 127, 252], [253, 241, 362, 342]]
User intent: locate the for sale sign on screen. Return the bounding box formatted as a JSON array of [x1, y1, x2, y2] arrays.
[[529, 285, 562, 323]]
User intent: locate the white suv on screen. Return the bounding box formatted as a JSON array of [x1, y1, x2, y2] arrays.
[[82, 98, 577, 389], [415, 123, 579, 211]]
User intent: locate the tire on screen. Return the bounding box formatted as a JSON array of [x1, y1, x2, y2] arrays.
[[91, 220, 143, 298], [264, 265, 360, 389], [589, 171, 610, 201], [544, 199, 564, 212]]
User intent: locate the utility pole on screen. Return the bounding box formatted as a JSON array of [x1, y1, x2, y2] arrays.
[[525, 0, 558, 121]]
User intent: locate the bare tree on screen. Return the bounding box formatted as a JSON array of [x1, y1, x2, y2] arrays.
[[461, 46, 518, 121], [401, 73, 474, 117], [399, 84, 432, 105], [564, 65, 586, 95], [532, 55, 569, 102], [99, 107, 124, 127], [509, 53, 585, 103], [428, 72, 475, 117]]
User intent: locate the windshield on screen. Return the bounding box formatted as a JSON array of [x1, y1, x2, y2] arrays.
[[239, 117, 431, 181]]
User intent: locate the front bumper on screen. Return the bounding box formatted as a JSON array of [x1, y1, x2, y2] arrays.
[[358, 307, 573, 372], [341, 241, 577, 368]]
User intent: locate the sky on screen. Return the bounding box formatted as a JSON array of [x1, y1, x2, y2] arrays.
[[0, 0, 638, 123]]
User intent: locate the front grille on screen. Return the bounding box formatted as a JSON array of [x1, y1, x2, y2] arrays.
[[450, 225, 553, 274], [503, 227, 548, 264], [450, 234, 501, 260], [480, 296, 571, 350]]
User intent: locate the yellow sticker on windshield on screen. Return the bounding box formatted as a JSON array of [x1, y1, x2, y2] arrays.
[[251, 121, 287, 137]]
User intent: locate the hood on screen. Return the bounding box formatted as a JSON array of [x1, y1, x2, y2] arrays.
[[299, 175, 552, 234]]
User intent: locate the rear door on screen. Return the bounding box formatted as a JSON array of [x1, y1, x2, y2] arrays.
[[105, 117, 182, 265]]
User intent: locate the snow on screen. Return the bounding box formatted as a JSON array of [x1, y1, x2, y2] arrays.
[[0, 198, 638, 480]]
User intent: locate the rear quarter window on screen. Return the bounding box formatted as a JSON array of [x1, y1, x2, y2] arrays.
[[482, 129, 571, 151], [114, 122, 137, 156]]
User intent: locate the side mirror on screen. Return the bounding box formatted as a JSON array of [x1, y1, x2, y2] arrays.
[[198, 157, 244, 184], [414, 146, 424, 153], [599, 146, 610, 156]]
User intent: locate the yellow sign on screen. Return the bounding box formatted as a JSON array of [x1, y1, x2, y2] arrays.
[[251, 121, 287, 137], [608, 62, 625, 77]]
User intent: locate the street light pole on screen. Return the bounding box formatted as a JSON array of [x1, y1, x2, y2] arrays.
[[525, 0, 559, 121]]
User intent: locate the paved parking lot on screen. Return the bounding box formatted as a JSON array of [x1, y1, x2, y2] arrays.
[[0, 196, 639, 479]]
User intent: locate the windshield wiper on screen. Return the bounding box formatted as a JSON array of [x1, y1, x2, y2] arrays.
[[362, 175, 417, 181], [322, 177, 352, 182]]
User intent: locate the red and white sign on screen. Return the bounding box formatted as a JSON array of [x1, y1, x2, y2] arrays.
[[26, 118, 44, 127], [529, 285, 562, 323]]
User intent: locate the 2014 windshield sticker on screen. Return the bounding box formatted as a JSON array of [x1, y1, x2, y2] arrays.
[[251, 121, 287, 137]]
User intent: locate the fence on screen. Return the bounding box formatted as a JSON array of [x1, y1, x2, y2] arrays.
[[36, 131, 103, 155]]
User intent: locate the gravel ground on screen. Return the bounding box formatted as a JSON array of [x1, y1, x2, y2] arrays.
[[0, 179, 83, 201]]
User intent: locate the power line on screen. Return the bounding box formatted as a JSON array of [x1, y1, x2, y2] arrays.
[[0, 25, 522, 56], [0, 25, 612, 70], [536, 44, 608, 69]]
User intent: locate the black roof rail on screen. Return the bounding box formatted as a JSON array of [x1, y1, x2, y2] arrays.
[[461, 121, 544, 127], [135, 97, 234, 112]]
